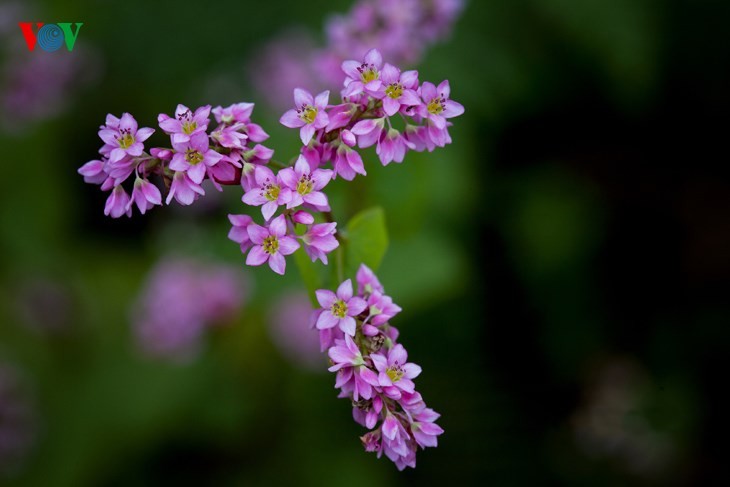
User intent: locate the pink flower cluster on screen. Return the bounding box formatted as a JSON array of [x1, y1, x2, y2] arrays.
[[227, 47, 462, 276], [132, 257, 247, 361], [78, 103, 273, 217], [251, 0, 465, 108], [282, 48, 464, 167], [314, 265, 443, 470]]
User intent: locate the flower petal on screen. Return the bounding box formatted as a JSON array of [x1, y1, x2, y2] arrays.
[[245, 245, 268, 266]]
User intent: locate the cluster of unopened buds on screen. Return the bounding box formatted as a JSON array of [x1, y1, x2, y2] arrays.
[[316, 265, 443, 470], [77, 48, 462, 469]]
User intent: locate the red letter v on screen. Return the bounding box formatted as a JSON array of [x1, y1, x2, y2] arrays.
[[18, 22, 44, 51]]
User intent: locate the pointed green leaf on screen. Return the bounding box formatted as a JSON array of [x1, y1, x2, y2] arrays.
[[344, 206, 388, 277]]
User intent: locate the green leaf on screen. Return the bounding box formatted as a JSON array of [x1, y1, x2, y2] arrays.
[[344, 206, 389, 277]]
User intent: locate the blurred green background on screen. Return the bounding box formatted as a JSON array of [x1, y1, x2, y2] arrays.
[[1, 0, 729, 485]]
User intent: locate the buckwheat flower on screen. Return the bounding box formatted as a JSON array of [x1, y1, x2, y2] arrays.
[[268, 292, 322, 371], [166, 171, 205, 206], [366, 290, 402, 325], [351, 117, 386, 148], [106, 154, 138, 183], [212, 102, 254, 124], [300, 222, 339, 264], [417, 80, 464, 130], [370, 344, 421, 399], [376, 128, 415, 165], [380, 64, 421, 116], [292, 210, 315, 225], [431, 118, 456, 148], [242, 122, 270, 143], [315, 279, 367, 336], [280, 88, 330, 145], [158, 104, 211, 144], [325, 102, 358, 131], [211, 123, 248, 149], [327, 334, 379, 400], [242, 144, 275, 165], [77, 159, 107, 185], [98, 113, 154, 164], [242, 166, 292, 220], [382, 435, 417, 471], [352, 395, 383, 429], [150, 147, 173, 161], [381, 413, 416, 468], [246, 214, 300, 275], [104, 185, 132, 218], [207, 155, 242, 190], [361, 430, 382, 453], [334, 133, 367, 180], [132, 257, 247, 361], [357, 263, 384, 296], [409, 408, 444, 449], [228, 214, 255, 253], [279, 156, 333, 209], [170, 132, 224, 184], [342, 48, 384, 98], [399, 391, 426, 415], [403, 123, 433, 152], [127, 178, 162, 215]]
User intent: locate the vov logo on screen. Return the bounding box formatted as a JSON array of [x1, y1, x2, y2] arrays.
[[18, 23, 84, 52]]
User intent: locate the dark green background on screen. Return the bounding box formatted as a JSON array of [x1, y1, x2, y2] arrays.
[[1, 0, 728, 485]]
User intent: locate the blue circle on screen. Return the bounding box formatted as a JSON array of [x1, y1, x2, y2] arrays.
[[37, 24, 63, 52]]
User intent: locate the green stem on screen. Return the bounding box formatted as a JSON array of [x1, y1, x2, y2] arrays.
[[269, 159, 289, 169], [336, 245, 345, 283]]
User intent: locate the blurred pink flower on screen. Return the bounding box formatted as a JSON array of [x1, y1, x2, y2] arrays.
[[268, 293, 323, 371]]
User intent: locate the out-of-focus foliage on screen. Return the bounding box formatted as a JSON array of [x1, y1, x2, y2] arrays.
[[1, 0, 728, 486]]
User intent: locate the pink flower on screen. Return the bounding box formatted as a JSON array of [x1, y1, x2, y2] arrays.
[[242, 144, 275, 165], [357, 263, 384, 295], [77, 159, 106, 185], [409, 408, 444, 449], [211, 124, 248, 149], [381, 415, 417, 470], [327, 334, 379, 400], [351, 117, 385, 148], [292, 210, 314, 225], [417, 80, 464, 130], [104, 185, 131, 218], [245, 214, 300, 275], [268, 293, 323, 371], [380, 63, 421, 116], [106, 155, 137, 183], [241, 166, 292, 220], [334, 130, 367, 180], [370, 344, 422, 399], [127, 178, 162, 215], [280, 88, 330, 145], [315, 279, 367, 336], [166, 171, 205, 206], [342, 48, 384, 98], [132, 257, 247, 361], [376, 128, 415, 165], [158, 104, 211, 145], [212, 102, 254, 124], [300, 222, 339, 264], [278, 155, 333, 209], [98, 113, 154, 164], [353, 395, 383, 429], [325, 102, 358, 131], [366, 290, 402, 326], [170, 132, 223, 184], [227, 214, 255, 253]]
